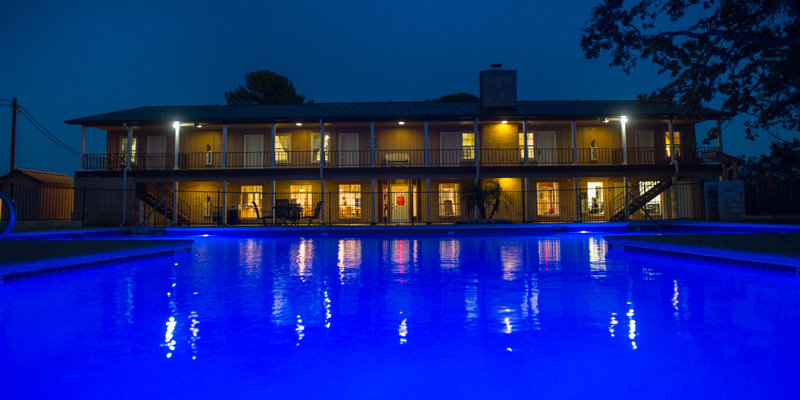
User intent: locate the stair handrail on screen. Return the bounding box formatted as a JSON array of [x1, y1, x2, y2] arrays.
[[135, 197, 168, 231], [626, 190, 662, 234]]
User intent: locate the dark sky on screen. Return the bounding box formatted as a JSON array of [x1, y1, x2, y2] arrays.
[[0, 0, 767, 177]]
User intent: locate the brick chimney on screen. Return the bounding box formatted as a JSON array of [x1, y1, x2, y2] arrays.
[[479, 65, 517, 110]]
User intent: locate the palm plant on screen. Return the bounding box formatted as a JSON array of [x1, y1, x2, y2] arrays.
[[460, 179, 509, 220]]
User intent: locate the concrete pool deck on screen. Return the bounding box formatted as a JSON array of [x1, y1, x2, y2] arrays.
[[0, 239, 193, 281], [604, 233, 800, 273]]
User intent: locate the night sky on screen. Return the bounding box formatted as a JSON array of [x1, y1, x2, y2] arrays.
[[0, 0, 767, 177]]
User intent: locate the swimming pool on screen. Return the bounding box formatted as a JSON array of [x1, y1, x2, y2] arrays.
[[2, 232, 799, 399]]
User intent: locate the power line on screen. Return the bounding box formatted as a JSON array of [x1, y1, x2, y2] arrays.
[[16, 105, 80, 155]]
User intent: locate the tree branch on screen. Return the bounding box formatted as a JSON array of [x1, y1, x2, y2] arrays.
[[652, 29, 800, 47]]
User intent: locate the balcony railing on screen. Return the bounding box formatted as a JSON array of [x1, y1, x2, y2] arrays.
[[83, 147, 719, 171]]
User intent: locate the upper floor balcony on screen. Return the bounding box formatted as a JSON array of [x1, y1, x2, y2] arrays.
[[82, 146, 718, 171]]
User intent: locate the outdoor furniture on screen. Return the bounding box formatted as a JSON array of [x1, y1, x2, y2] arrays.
[[300, 201, 323, 226], [384, 153, 410, 166], [251, 201, 271, 226], [274, 199, 293, 226]]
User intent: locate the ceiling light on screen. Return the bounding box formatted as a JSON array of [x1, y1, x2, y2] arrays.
[[620, 116, 628, 124], [172, 121, 180, 129], [501, 120, 508, 124], [296, 122, 302, 126], [398, 121, 405, 125], [603, 118, 609, 124]]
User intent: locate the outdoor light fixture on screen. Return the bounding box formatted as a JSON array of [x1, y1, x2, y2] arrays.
[[296, 122, 302, 126], [325, 135, 330, 140], [399, 121, 405, 125], [501, 120, 508, 124], [603, 118, 609, 123], [620, 116, 628, 124], [195, 123, 202, 128], [172, 121, 180, 129]]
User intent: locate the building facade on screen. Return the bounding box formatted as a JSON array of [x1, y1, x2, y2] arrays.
[[67, 69, 723, 226]]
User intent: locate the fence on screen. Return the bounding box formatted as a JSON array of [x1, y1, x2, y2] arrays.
[[1, 182, 710, 228], [745, 179, 800, 215]]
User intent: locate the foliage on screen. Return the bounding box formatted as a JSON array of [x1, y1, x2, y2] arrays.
[[460, 179, 510, 220], [581, 0, 800, 141], [225, 70, 305, 105], [427, 93, 479, 102], [740, 138, 800, 178]]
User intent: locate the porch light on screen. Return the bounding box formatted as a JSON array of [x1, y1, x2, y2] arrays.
[[501, 120, 508, 124], [620, 116, 628, 124], [296, 122, 302, 126], [172, 121, 180, 129], [325, 135, 330, 140], [195, 123, 203, 128], [398, 121, 405, 125], [603, 118, 609, 124]]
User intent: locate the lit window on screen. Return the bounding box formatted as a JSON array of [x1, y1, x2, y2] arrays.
[[290, 184, 313, 216], [537, 182, 559, 216], [587, 182, 604, 214], [121, 137, 138, 163], [275, 134, 291, 164], [312, 133, 330, 163], [439, 183, 460, 217], [665, 131, 681, 157], [339, 184, 361, 218], [518, 132, 534, 159], [241, 185, 262, 207], [639, 181, 662, 214], [461, 133, 475, 160]]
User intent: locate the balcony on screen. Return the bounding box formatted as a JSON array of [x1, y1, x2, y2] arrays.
[[82, 147, 719, 171]]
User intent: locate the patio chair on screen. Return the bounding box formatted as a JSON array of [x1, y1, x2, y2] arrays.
[[252, 201, 271, 226], [274, 199, 292, 226], [300, 201, 323, 226]]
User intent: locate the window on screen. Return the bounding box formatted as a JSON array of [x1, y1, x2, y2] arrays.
[[312, 133, 330, 163], [639, 181, 662, 214], [241, 185, 262, 207], [587, 182, 604, 214], [519, 132, 534, 159], [439, 183, 460, 217], [665, 131, 681, 157], [121, 137, 138, 164], [290, 184, 313, 216], [462, 133, 475, 160], [537, 182, 559, 216], [339, 184, 361, 218], [275, 134, 291, 164]]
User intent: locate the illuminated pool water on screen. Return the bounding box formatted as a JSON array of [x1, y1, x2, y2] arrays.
[[2, 233, 799, 399]]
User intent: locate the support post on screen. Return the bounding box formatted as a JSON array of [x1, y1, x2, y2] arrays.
[[222, 125, 228, 169], [121, 123, 133, 227], [320, 119, 325, 225], [571, 120, 577, 166], [173, 122, 180, 170], [125, 125, 133, 171], [523, 120, 529, 166], [574, 178, 580, 222], [668, 118, 676, 164], [222, 180, 227, 225], [371, 179, 376, 225], [669, 117, 679, 218], [716, 119, 723, 152], [621, 118, 628, 165], [370, 122, 375, 167], [80, 126, 86, 171], [624, 177, 630, 221], [425, 178, 431, 225], [271, 123, 276, 168], [320, 178, 326, 225], [10, 97, 17, 172], [424, 121, 429, 167], [173, 181, 178, 226], [271, 180, 276, 224], [524, 177, 530, 222]]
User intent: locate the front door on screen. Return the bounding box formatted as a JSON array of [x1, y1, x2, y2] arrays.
[[146, 136, 166, 169], [535, 131, 556, 165], [390, 185, 409, 222], [636, 130, 655, 164], [244, 134, 264, 168], [339, 132, 359, 166], [440, 132, 461, 166]]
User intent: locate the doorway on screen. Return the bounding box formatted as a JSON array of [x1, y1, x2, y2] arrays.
[[146, 136, 166, 169], [339, 132, 359, 166], [390, 184, 409, 222], [244, 134, 264, 168], [534, 131, 556, 165]]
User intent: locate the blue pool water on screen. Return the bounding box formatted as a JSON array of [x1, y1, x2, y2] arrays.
[[2, 232, 799, 399]]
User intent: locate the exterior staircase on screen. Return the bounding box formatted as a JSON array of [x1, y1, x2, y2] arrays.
[[609, 178, 672, 221], [135, 189, 190, 226]]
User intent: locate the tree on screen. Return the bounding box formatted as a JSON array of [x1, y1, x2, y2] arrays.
[[225, 69, 305, 105], [460, 179, 510, 220], [581, 0, 799, 141], [427, 93, 479, 102], [741, 138, 800, 178]]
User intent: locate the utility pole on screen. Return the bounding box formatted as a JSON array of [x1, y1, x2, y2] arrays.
[[10, 97, 17, 171]]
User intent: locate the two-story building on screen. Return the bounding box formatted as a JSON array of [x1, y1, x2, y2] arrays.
[[66, 68, 723, 226]]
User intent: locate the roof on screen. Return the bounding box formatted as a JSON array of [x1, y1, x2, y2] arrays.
[[0, 169, 74, 186], [65, 100, 721, 126]]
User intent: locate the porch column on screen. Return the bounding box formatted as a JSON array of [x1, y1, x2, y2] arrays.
[[524, 177, 530, 222], [669, 117, 679, 218], [425, 178, 431, 225], [574, 178, 580, 222], [125, 125, 133, 170], [571, 120, 577, 166], [173, 181, 178, 225], [222, 180, 227, 225], [624, 177, 630, 221], [320, 178, 326, 225], [621, 117, 628, 165], [80, 126, 86, 171], [668, 118, 676, 164], [370, 122, 375, 167], [424, 121, 429, 167], [271, 180, 276, 224], [221, 125, 228, 169], [523, 121, 529, 166], [320, 119, 325, 225], [173, 121, 180, 170], [474, 117, 480, 183], [371, 179, 376, 225], [271, 123, 276, 168]]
